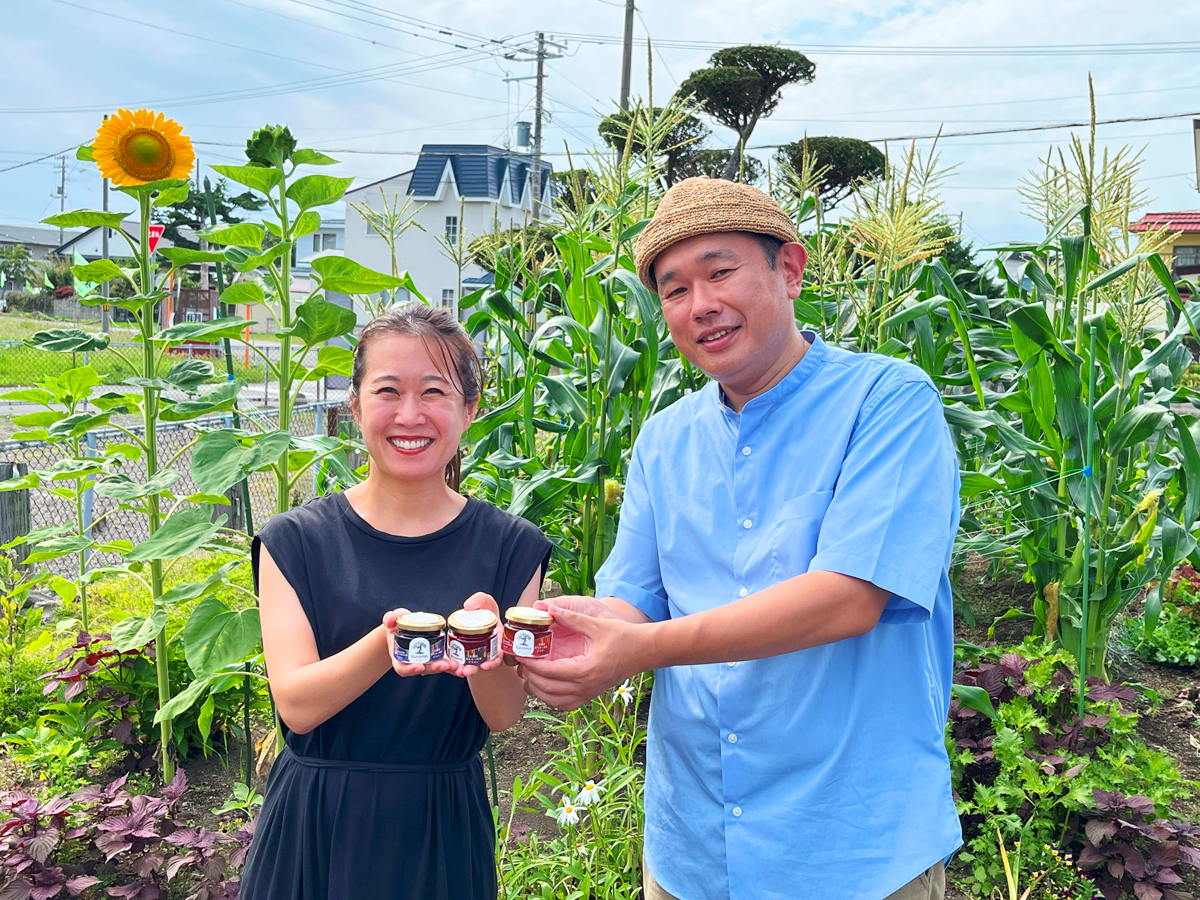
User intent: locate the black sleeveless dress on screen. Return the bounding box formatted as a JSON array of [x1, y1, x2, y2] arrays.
[[241, 493, 551, 900]]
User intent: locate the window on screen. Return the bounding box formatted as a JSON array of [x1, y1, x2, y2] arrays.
[[445, 216, 458, 245], [313, 234, 322, 253], [441, 289, 455, 308], [322, 233, 337, 251], [1175, 246, 1200, 269]]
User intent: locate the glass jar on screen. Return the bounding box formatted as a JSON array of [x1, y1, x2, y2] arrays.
[[393, 612, 446, 664], [447, 609, 499, 666], [501, 607, 553, 659]]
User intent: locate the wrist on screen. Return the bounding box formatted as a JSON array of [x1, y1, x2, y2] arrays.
[[628, 618, 664, 674]]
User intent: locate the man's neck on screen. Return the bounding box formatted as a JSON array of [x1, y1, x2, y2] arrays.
[[720, 331, 810, 413]]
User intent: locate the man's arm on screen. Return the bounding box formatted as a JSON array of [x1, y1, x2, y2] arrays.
[[520, 572, 888, 710]]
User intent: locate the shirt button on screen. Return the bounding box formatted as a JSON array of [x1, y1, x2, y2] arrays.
[[733, 807, 743, 817], [742, 446, 751, 456], [728, 733, 738, 744], [727, 661, 737, 668], [743, 519, 752, 529], [738, 587, 748, 597]]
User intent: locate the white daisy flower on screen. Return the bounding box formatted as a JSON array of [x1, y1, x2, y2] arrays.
[[550, 795, 580, 827], [576, 779, 605, 807], [613, 679, 635, 708]]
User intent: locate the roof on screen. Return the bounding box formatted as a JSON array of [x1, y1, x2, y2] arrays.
[[407, 144, 551, 202], [345, 169, 416, 197], [1131, 211, 1200, 233], [0, 224, 83, 247]]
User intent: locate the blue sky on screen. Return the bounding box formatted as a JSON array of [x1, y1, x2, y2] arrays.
[[3, 0, 1200, 248]]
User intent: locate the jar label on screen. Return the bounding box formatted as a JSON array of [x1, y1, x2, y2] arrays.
[[489, 632, 499, 659], [512, 629, 535, 657], [448, 639, 466, 665], [409, 637, 431, 664]]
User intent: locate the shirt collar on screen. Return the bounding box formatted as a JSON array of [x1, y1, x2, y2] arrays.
[[712, 330, 826, 418]]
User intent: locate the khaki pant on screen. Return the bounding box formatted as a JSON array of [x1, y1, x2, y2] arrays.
[[643, 860, 945, 900]]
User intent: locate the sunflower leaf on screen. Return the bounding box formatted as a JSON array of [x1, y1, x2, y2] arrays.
[[76, 144, 95, 161], [197, 223, 264, 250], [211, 164, 282, 194], [42, 210, 129, 229]]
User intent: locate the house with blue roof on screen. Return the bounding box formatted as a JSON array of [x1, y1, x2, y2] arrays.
[[343, 143, 553, 322]]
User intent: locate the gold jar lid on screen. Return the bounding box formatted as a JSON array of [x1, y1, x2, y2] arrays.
[[505, 607, 553, 627], [396, 612, 445, 632], [447, 609, 498, 635]]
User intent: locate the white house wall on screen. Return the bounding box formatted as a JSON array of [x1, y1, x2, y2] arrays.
[[344, 170, 533, 324]]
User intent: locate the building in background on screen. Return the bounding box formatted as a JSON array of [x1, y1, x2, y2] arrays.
[[343, 144, 552, 323], [1131, 211, 1200, 294]]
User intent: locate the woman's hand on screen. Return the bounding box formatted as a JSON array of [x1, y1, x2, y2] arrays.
[[383, 608, 455, 677], [446, 592, 505, 679]]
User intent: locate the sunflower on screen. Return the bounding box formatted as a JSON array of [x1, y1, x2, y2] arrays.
[[93, 108, 194, 186]]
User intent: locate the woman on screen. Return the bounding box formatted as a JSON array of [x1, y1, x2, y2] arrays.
[[241, 303, 551, 900]]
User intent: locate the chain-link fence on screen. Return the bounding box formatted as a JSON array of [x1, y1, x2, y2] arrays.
[[0, 402, 356, 573]]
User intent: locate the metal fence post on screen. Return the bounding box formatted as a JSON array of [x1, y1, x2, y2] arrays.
[[0, 462, 32, 566]]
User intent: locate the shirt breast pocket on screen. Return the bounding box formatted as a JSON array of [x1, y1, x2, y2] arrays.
[[770, 490, 834, 581]]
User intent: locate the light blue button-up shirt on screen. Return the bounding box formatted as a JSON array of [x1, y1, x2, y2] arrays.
[[596, 333, 962, 900]]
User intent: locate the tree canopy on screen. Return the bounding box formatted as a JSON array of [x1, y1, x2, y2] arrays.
[[598, 109, 709, 188], [678, 45, 815, 181], [775, 137, 887, 209]]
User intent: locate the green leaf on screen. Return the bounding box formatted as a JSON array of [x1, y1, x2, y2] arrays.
[[42, 457, 110, 481], [541, 374, 587, 424], [310, 255, 405, 294], [0, 471, 39, 492], [71, 259, 123, 285], [154, 674, 216, 725], [158, 380, 242, 421], [227, 241, 291, 273], [165, 358, 216, 391], [158, 247, 228, 266], [1007, 303, 1079, 362], [1, 387, 55, 404], [952, 684, 999, 721], [128, 506, 226, 562], [1085, 254, 1146, 292], [960, 472, 1004, 499], [1177, 414, 1200, 531], [288, 295, 357, 347], [291, 148, 339, 167], [303, 345, 353, 381], [197, 222, 264, 250], [286, 174, 354, 211], [48, 411, 110, 440], [76, 144, 95, 161], [292, 210, 321, 240], [153, 315, 255, 346], [219, 282, 264, 307], [110, 609, 168, 652], [191, 429, 290, 495], [183, 596, 262, 677], [1106, 402, 1168, 454], [12, 410, 65, 428], [211, 164, 282, 194], [94, 470, 181, 501], [883, 295, 949, 327], [27, 328, 111, 353], [159, 560, 242, 606], [61, 365, 100, 402], [153, 183, 190, 207], [42, 209, 128, 229]]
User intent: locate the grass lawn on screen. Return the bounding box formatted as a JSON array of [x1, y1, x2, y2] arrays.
[[0, 342, 267, 388], [0, 312, 140, 343]]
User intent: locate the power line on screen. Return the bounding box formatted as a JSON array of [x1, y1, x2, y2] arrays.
[[44, 0, 344, 72], [0, 145, 80, 175], [750, 108, 1200, 147], [553, 32, 1200, 58]]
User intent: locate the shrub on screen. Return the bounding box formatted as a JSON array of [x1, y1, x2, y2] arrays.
[[0, 770, 251, 899], [950, 641, 1195, 897], [1121, 603, 1200, 668], [3, 291, 50, 315]]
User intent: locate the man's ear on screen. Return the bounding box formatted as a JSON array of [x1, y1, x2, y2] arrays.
[[780, 242, 808, 298]]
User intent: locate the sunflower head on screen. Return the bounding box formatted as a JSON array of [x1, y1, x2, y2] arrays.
[[93, 109, 194, 187], [245, 125, 297, 169]]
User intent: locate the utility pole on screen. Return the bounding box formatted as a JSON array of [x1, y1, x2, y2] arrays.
[[504, 33, 565, 222], [52, 156, 67, 245], [531, 31, 546, 222], [619, 0, 636, 111], [101, 114, 110, 333]]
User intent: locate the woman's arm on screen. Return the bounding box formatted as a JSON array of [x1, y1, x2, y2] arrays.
[[259, 542, 402, 735], [463, 570, 542, 732]]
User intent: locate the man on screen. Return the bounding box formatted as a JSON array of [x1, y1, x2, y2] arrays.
[[519, 177, 962, 900]]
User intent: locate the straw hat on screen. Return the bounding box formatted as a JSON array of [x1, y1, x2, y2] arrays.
[[635, 176, 800, 293]]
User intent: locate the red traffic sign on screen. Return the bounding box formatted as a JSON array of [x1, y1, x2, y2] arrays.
[[147, 223, 165, 255]]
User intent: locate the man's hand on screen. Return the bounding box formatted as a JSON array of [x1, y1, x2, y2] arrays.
[[518, 597, 649, 711]]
